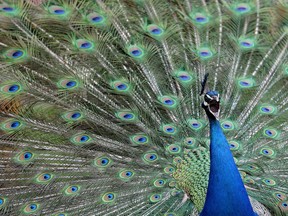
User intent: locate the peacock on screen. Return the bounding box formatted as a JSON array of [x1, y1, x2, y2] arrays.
[[0, 0, 287, 215]]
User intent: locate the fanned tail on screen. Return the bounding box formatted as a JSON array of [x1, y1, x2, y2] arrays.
[[0, 0, 287, 215]]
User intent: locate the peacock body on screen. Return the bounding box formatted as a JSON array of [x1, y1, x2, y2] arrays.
[[0, 0, 287, 215]]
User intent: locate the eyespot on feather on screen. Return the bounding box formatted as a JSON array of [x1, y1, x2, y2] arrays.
[[4, 48, 27, 61], [70, 133, 92, 145], [0, 197, 7, 208], [244, 177, 255, 184], [23, 203, 40, 214], [146, 24, 164, 37], [183, 137, 196, 148], [259, 105, 276, 114], [119, 170, 134, 180], [1, 119, 24, 132], [149, 194, 162, 203], [102, 192, 116, 203], [197, 47, 214, 60], [62, 111, 83, 122], [0, 4, 16, 13], [273, 192, 286, 201], [130, 133, 149, 145], [193, 13, 209, 24], [166, 144, 182, 154], [115, 110, 138, 122], [233, 3, 252, 15], [237, 78, 255, 88], [238, 38, 256, 50], [143, 152, 158, 163], [87, 12, 106, 25], [158, 95, 178, 109], [57, 78, 79, 90], [189, 10, 211, 26], [75, 39, 94, 50], [64, 185, 80, 195], [221, 120, 236, 131], [174, 70, 194, 86], [15, 151, 34, 164], [262, 178, 276, 186], [161, 124, 178, 135], [110, 80, 131, 93], [127, 45, 144, 59], [260, 147, 276, 158], [164, 166, 175, 174], [263, 128, 279, 139], [187, 119, 204, 131], [94, 156, 112, 168], [35, 173, 54, 184], [0, 83, 22, 95], [279, 201, 288, 212], [48, 5, 68, 16], [229, 141, 241, 151], [173, 156, 182, 164], [153, 179, 166, 187]]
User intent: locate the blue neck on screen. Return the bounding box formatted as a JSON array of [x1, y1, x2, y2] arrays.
[[200, 118, 256, 216]]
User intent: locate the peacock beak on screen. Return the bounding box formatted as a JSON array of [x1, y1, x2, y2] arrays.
[[203, 93, 220, 120]]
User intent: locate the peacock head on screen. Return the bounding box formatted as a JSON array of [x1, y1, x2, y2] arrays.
[[202, 91, 220, 120]]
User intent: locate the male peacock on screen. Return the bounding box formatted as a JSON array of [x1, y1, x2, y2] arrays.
[[0, 0, 287, 215]]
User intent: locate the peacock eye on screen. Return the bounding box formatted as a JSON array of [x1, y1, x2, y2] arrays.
[[102, 192, 116, 203], [187, 119, 204, 131], [173, 157, 182, 164], [1, 119, 24, 132], [196, 16, 207, 22], [128, 45, 145, 59], [143, 152, 158, 163], [62, 111, 83, 121], [115, 110, 138, 122], [237, 78, 255, 88], [234, 4, 251, 14], [70, 133, 92, 145], [35, 173, 54, 184], [164, 166, 175, 174], [94, 156, 112, 168], [0, 83, 23, 95], [58, 78, 79, 90], [1, 6, 15, 12], [198, 48, 213, 59], [75, 39, 94, 50], [154, 179, 166, 187], [167, 144, 182, 154], [149, 194, 162, 203], [87, 12, 106, 25], [48, 6, 68, 16], [130, 134, 149, 145], [263, 128, 278, 139], [119, 170, 134, 180], [161, 124, 178, 135], [147, 24, 164, 36], [64, 185, 80, 195], [262, 178, 276, 186], [110, 80, 131, 93], [0, 197, 7, 208], [23, 203, 40, 213], [158, 95, 178, 109]]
